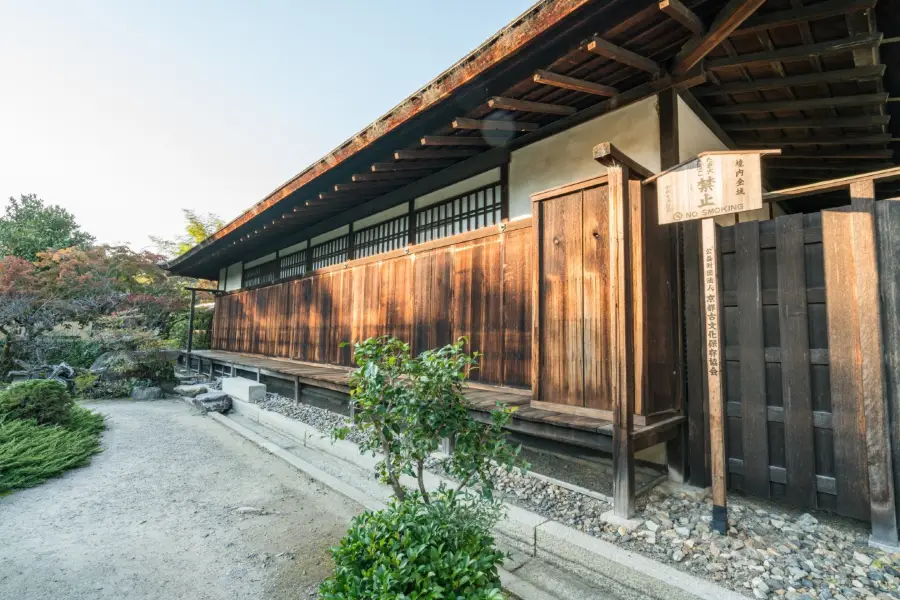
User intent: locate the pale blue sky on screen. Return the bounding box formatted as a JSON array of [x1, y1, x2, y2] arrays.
[[0, 0, 535, 251]]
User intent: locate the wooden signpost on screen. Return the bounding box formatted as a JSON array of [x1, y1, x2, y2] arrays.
[[647, 149, 779, 534]]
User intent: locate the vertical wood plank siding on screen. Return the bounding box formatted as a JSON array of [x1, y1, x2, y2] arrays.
[[212, 221, 532, 387]]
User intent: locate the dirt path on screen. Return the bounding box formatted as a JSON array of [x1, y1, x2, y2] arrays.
[[0, 400, 362, 600]]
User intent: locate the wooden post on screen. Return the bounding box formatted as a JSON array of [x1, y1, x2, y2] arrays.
[[186, 289, 197, 354], [701, 217, 728, 534], [824, 206, 898, 547], [608, 159, 636, 519], [294, 376, 300, 406]]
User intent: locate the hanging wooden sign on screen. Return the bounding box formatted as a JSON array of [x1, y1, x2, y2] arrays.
[[655, 151, 777, 225]]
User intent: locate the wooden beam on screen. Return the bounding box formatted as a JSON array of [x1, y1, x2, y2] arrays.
[[371, 160, 458, 172], [352, 170, 435, 182], [707, 33, 883, 71], [334, 180, 414, 192], [708, 93, 888, 114], [722, 115, 891, 131], [733, 0, 877, 36], [585, 36, 661, 74], [452, 117, 538, 132], [672, 0, 767, 75], [488, 96, 576, 115], [659, 0, 704, 35], [734, 133, 893, 146], [773, 149, 894, 160], [393, 148, 479, 160], [763, 166, 900, 201], [693, 65, 885, 96], [318, 190, 382, 201], [533, 69, 619, 96], [768, 162, 895, 171], [593, 142, 654, 178], [419, 136, 498, 147]]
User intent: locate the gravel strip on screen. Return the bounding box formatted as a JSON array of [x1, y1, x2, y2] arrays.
[[222, 381, 900, 600]]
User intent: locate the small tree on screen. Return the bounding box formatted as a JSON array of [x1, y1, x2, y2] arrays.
[[150, 209, 224, 258], [0, 194, 94, 261], [336, 336, 523, 504]]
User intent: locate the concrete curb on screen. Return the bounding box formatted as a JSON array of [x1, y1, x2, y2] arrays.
[[499, 568, 560, 600], [201, 398, 746, 600]]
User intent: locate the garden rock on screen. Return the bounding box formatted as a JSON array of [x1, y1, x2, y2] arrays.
[[174, 384, 208, 398], [193, 391, 231, 413], [130, 386, 164, 401]]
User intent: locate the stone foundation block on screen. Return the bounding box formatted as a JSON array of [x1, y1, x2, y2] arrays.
[[221, 377, 266, 403]]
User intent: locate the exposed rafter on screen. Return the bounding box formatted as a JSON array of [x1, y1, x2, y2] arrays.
[[371, 160, 458, 172], [707, 33, 882, 71], [722, 115, 891, 131], [732, 0, 877, 37], [452, 117, 538, 132], [318, 190, 382, 201], [420, 136, 497, 147], [734, 133, 893, 146], [352, 170, 435, 182], [334, 180, 414, 192], [692, 65, 885, 96], [585, 36, 661, 74], [672, 0, 767, 75], [487, 96, 577, 115], [533, 70, 619, 96], [393, 148, 479, 160], [658, 0, 704, 35], [708, 93, 888, 114]]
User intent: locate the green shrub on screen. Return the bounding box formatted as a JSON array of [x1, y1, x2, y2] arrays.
[[319, 492, 505, 600], [0, 380, 74, 425], [0, 405, 104, 494], [167, 308, 212, 350], [37, 336, 106, 369], [73, 373, 131, 400]]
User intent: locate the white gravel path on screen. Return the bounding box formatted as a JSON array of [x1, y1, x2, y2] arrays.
[[0, 399, 362, 600]]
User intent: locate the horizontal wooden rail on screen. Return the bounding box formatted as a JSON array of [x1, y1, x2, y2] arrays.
[[763, 166, 900, 202]]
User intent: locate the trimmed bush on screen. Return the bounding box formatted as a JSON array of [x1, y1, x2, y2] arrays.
[[0, 405, 104, 494], [319, 492, 505, 600], [0, 380, 74, 425]]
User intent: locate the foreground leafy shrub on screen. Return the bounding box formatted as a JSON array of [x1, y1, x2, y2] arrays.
[[319, 491, 505, 600], [0, 405, 104, 494], [0, 379, 74, 425]]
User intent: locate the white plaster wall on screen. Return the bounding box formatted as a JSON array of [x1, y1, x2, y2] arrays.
[[508, 97, 661, 219], [677, 95, 728, 162], [280, 240, 307, 256], [217, 267, 227, 291], [244, 252, 277, 269], [225, 262, 242, 292], [414, 168, 501, 210], [354, 203, 409, 230], [311, 224, 350, 246]]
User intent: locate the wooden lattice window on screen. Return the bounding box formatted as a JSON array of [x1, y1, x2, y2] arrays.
[[310, 235, 350, 270], [354, 215, 409, 259], [243, 260, 276, 288], [414, 182, 501, 244], [278, 249, 306, 280]]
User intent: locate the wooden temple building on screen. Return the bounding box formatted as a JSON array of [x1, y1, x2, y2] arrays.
[[166, 0, 900, 525]]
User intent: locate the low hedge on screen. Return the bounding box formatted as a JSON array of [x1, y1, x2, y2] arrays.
[[0, 380, 74, 425]]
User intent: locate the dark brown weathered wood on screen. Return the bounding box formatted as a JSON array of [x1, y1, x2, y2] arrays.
[[353, 170, 436, 182], [692, 65, 886, 96], [709, 93, 888, 115], [658, 0, 704, 34], [672, 0, 767, 75], [532, 70, 619, 96], [452, 117, 538, 132], [735, 133, 892, 147], [708, 33, 882, 71], [488, 96, 576, 115], [735, 222, 769, 499], [318, 190, 381, 201], [724, 115, 891, 131], [419, 136, 495, 147], [371, 160, 458, 172], [334, 180, 414, 191], [394, 148, 479, 160], [684, 219, 709, 487], [776, 214, 817, 509], [876, 200, 900, 531], [733, 0, 877, 36], [585, 36, 661, 74]]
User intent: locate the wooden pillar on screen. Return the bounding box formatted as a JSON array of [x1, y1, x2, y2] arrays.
[[407, 200, 417, 246], [701, 218, 728, 534], [186, 289, 197, 354], [294, 376, 301, 406], [500, 162, 510, 222], [659, 87, 687, 484], [824, 205, 898, 547], [608, 159, 636, 519], [851, 177, 876, 212]]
